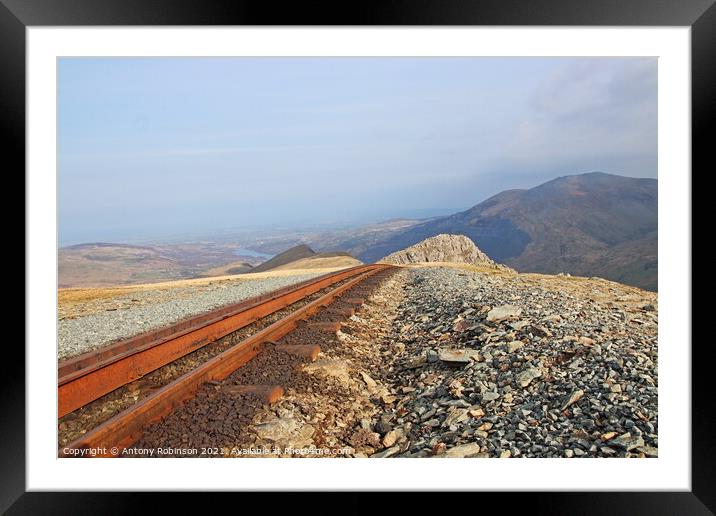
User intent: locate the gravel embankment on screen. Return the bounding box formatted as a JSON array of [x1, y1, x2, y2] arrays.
[[58, 273, 324, 360], [368, 266, 658, 458]]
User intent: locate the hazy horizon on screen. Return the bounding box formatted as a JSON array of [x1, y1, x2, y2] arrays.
[[59, 57, 657, 246]]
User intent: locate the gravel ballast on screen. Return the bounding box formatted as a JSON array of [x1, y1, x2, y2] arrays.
[[58, 273, 324, 360]]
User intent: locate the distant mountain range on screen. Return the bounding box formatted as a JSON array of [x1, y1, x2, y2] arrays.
[[58, 172, 657, 291], [350, 172, 657, 290]]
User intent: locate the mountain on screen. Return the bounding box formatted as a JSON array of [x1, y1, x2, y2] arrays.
[[198, 261, 254, 277], [379, 234, 501, 268], [360, 172, 657, 291], [250, 245, 364, 273]]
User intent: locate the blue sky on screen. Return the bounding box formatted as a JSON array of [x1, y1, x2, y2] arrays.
[[58, 57, 657, 245]]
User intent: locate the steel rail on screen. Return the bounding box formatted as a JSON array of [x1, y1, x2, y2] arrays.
[[58, 264, 383, 417], [62, 264, 393, 456]]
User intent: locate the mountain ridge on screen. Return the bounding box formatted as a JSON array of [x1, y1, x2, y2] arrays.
[[357, 172, 657, 290]]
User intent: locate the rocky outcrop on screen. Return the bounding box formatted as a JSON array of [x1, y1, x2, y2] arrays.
[[378, 234, 508, 270]]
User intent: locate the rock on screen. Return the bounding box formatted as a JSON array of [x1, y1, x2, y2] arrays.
[[374, 419, 392, 435], [444, 442, 486, 458], [432, 442, 447, 455], [443, 407, 470, 428], [453, 319, 470, 332], [405, 355, 427, 369], [500, 450, 511, 458], [507, 341, 524, 353], [516, 367, 542, 387], [380, 393, 397, 405], [426, 350, 439, 363], [370, 446, 401, 458], [468, 408, 485, 418], [379, 234, 499, 267], [561, 389, 585, 410], [349, 428, 381, 448], [382, 430, 399, 448], [420, 409, 437, 422], [303, 359, 351, 385], [254, 417, 314, 446], [486, 305, 523, 323], [510, 320, 530, 331], [441, 399, 470, 408], [637, 445, 658, 457], [448, 379, 465, 397], [482, 392, 500, 402], [360, 371, 377, 389], [439, 349, 482, 365], [610, 433, 645, 451], [573, 429, 590, 440], [529, 325, 553, 337]]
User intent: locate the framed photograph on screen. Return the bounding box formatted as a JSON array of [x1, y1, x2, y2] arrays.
[[7, 0, 708, 512]]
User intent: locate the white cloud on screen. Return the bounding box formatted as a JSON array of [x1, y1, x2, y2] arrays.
[[498, 59, 657, 177]]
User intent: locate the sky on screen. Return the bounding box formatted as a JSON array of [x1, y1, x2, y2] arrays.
[[58, 57, 657, 245]]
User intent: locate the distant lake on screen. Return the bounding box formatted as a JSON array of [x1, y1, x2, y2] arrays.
[[233, 248, 274, 259]]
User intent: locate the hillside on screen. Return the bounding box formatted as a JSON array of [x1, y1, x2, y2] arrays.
[[271, 253, 363, 271], [359, 173, 657, 290], [58, 241, 254, 288], [59, 243, 190, 288], [249, 244, 317, 273]]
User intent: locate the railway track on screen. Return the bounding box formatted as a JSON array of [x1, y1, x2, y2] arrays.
[[59, 263, 396, 457]]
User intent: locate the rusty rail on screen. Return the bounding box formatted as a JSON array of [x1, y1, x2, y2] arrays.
[[58, 264, 383, 417], [62, 264, 393, 456]]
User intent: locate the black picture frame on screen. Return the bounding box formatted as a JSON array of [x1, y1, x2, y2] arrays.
[[5, 0, 708, 513]]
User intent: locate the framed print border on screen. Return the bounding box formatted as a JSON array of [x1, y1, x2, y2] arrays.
[[4, 0, 710, 513]]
